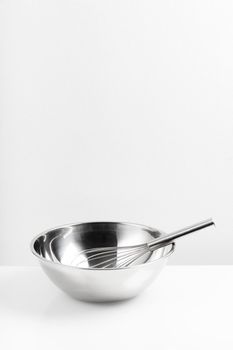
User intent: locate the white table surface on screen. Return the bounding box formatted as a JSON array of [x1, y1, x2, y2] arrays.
[[0, 266, 232, 350]]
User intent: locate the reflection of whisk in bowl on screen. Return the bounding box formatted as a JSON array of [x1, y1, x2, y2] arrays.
[[31, 219, 214, 302]]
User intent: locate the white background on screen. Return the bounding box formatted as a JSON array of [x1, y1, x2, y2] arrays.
[[0, 0, 232, 265]]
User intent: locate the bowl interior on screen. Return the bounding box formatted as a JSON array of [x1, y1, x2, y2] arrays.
[[32, 222, 173, 269]]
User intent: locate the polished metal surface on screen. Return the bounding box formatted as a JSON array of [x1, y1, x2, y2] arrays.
[[75, 218, 214, 269], [148, 218, 214, 249], [31, 222, 174, 302]]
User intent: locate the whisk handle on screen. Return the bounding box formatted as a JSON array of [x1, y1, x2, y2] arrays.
[[148, 218, 215, 251]]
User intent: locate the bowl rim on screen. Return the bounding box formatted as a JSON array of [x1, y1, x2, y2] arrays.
[[30, 221, 175, 271]]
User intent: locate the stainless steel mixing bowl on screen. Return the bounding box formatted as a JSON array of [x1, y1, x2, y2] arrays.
[[31, 222, 175, 302]]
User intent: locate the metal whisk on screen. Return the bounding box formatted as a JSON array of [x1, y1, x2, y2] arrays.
[[74, 218, 215, 269]]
